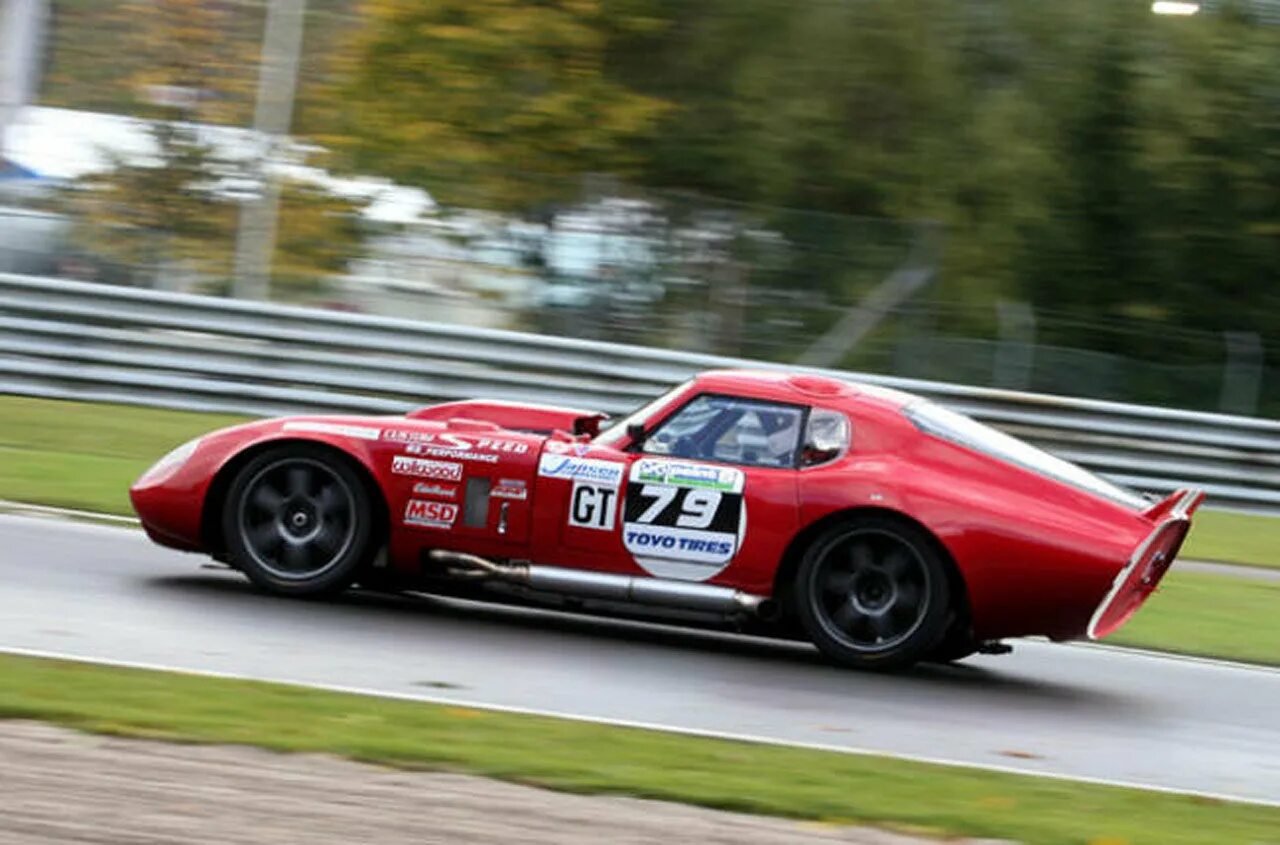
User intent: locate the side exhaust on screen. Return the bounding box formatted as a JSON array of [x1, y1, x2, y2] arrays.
[[429, 550, 777, 619]]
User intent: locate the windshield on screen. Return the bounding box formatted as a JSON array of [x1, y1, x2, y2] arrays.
[[593, 380, 693, 447], [904, 401, 1146, 510]]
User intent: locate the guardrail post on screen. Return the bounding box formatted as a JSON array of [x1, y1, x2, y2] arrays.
[[994, 300, 1036, 390], [1220, 331, 1263, 416]]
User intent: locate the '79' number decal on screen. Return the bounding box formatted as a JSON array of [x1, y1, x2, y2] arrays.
[[633, 484, 721, 528], [626, 484, 740, 535]]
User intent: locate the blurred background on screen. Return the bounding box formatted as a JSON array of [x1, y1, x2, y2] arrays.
[[2, 0, 1279, 415], [2, 7, 1280, 839]]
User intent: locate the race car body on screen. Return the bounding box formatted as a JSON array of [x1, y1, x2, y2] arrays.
[[131, 370, 1202, 669]]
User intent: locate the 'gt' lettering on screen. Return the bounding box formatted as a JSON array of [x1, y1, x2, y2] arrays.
[[569, 483, 616, 531]]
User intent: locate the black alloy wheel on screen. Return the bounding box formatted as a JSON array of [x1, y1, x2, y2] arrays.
[[222, 444, 376, 596], [795, 515, 950, 670]]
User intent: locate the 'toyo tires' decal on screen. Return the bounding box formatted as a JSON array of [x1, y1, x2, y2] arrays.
[[623, 458, 745, 581]]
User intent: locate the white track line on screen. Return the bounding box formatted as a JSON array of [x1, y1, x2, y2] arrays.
[[3, 645, 1278, 810], [0, 500, 140, 526], [1068, 640, 1280, 675]]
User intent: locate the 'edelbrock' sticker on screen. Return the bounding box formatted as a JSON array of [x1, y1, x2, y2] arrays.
[[537, 454, 624, 486], [391, 456, 463, 481], [412, 482, 457, 499]]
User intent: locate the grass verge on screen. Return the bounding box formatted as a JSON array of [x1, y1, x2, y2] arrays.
[[1, 653, 1277, 845], [0, 395, 247, 515], [1183, 509, 1280, 570], [1111, 570, 1280, 665]]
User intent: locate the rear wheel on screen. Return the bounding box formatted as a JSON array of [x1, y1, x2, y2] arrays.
[[794, 515, 950, 670], [222, 444, 375, 596]]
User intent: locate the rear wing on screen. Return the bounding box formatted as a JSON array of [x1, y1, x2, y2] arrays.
[[1142, 487, 1207, 522], [1088, 488, 1205, 640]]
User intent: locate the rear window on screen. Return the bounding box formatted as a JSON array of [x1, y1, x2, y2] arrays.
[[904, 401, 1146, 510]]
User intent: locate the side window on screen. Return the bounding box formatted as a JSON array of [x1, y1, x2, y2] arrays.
[[644, 394, 804, 468], [801, 409, 851, 467]]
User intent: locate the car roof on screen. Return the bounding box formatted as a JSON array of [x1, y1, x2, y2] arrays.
[[692, 369, 918, 412]]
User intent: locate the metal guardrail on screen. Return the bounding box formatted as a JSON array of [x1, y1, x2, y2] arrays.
[[2, 272, 1279, 513]]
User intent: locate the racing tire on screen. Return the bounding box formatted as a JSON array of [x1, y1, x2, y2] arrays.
[[794, 515, 950, 670], [222, 444, 376, 597]]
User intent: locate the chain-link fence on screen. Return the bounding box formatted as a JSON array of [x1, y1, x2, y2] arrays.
[[1, 183, 1275, 419]]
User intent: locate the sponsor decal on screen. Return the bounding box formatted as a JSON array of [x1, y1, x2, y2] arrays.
[[404, 499, 458, 529], [391, 456, 463, 481], [491, 478, 528, 501], [385, 430, 530, 455], [623, 526, 734, 560], [568, 481, 617, 530], [412, 482, 457, 499], [406, 443, 501, 463], [633, 458, 744, 493], [537, 454, 624, 486], [282, 421, 382, 441], [623, 459, 746, 581], [383, 429, 434, 444]]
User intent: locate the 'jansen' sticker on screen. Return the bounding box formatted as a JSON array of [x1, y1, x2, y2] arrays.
[[537, 454, 623, 486]]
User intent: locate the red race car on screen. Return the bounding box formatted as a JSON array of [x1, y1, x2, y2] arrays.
[[131, 369, 1203, 669]]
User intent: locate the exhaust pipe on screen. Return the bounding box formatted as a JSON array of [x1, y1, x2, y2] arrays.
[[429, 550, 775, 619]]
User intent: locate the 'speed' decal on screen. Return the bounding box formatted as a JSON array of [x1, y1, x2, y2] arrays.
[[623, 460, 745, 581]]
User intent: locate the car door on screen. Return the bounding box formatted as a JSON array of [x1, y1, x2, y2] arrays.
[[550, 393, 802, 592]]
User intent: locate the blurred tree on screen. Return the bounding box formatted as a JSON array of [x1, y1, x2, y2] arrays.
[[58, 0, 364, 295], [334, 0, 670, 209], [40, 0, 1280, 373], [67, 120, 238, 282]]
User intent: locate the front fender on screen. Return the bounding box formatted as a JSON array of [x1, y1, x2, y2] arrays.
[[130, 418, 387, 552]]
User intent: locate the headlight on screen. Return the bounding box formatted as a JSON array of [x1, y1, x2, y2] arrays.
[[137, 437, 202, 485]]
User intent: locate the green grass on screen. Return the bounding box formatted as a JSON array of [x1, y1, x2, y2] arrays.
[[0, 654, 1276, 845], [0, 395, 248, 514], [1111, 570, 1280, 665], [1184, 509, 1280, 570]]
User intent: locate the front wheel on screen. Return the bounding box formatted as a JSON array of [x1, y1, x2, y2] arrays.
[[794, 516, 951, 670], [222, 444, 376, 596]]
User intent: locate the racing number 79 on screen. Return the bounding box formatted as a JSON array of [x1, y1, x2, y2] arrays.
[[635, 484, 721, 529]]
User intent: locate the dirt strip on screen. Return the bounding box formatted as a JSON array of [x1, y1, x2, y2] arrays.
[[0, 722, 1012, 845]]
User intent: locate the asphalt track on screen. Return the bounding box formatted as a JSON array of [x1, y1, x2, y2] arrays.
[[1, 513, 1277, 806]]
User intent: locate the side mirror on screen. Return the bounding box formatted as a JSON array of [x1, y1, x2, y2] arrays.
[[626, 422, 647, 449]]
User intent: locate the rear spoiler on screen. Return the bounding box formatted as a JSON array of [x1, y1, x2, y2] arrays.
[[1142, 487, 1207, 522], [1088, 487, 1204, 640]]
